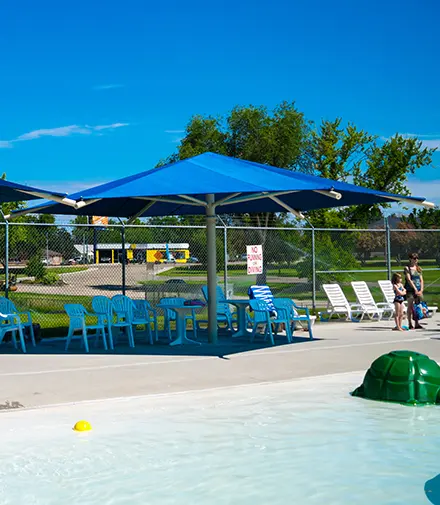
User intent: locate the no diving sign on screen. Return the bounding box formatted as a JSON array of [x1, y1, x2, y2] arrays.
[[246, 245, 263, 275]]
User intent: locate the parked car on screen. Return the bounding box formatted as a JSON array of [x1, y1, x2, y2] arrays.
[[187, 256, 199, 263], [164, 279, 186, 285]]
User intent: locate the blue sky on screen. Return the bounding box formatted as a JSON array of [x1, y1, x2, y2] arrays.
[[1, 0, 439, 202]]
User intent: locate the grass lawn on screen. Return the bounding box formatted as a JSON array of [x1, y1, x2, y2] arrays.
[[158, 265, 299, 277], [0, 265, 88, 281], [48, 266, 89, 274]]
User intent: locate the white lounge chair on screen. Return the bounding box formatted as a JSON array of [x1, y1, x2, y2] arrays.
[[322, 284, 365, 321], [351, 281, 393, 320], [378, 280, 438, 316]]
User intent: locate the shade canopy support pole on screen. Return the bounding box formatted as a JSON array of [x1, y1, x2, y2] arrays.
[[118, 218, 126, 296], [206, 194, 218, 344], [0, 212, 9, 299]]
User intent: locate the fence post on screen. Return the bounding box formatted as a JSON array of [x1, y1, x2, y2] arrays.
[[121, 223, 126, 296], [385, 216, 391, 280], [311, 226, 316, 310], [4, 220, 9, 299], [223, 226, 228, 295]]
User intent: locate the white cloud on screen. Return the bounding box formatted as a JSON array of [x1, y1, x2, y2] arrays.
[[0, 123, 129, 148], [17, 125, 92, 141], [94, 123, 129, 131], [93, 84, 124, 90], [164, 129, 184, 134], [416, 139, 440, 149], [384, 133, 440, 150], [406, 178, 440, 204], [24, 179, 108, 195]]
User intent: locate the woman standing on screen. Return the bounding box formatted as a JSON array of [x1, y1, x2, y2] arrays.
[[404, 252, 424, 329]]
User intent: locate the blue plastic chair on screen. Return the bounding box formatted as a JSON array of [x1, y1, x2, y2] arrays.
[[0, 312, 26, 353], [159, 297, 197, 341], [201, 285, 237, 331], [249, 299, 292, 345], [133, 299, 158, 343], [0, 297, 35, 346], [92, 296, 114, 349], [64, 303, 108, 353], [111, 295, 136, 348], [273, 298, 314, 339]]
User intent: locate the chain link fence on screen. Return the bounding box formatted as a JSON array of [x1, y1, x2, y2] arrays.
[[1, 221, 439, 338]]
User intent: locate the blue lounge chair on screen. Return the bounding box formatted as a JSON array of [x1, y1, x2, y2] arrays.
[[249, 285, 314, 340]]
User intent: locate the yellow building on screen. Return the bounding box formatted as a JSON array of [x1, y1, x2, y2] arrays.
[[88, 243, 190, 264], [143, 243, 190, 263]]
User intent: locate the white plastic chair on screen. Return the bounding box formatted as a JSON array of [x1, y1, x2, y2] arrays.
[[0, 312, 26, 353], [351, 281, 393, 320], [64, 303, 108, 353], [159, 297, 197, 341], [378, 279, 438, 316], [91, 296, 114, 349], [0, 297, 35, 346], [322, 284, 365, 321], [111, 295, 136, 347]]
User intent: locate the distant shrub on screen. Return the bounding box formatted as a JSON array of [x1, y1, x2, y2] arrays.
[[25, 256, 46, 280], [39, 272, 60, 285]]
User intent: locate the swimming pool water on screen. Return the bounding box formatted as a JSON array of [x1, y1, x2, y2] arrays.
[[0, 372, 439, 504]]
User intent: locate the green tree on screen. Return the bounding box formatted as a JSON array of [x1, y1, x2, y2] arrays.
[[307, 122, 435, 227], [356, 231, 385, 266], [402, 208, 440, 264], [349, 135, 435, 224]]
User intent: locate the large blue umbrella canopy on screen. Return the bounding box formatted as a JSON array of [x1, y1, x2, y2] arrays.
[[12, 152, 433, 218], [12, 152, 434, 344]]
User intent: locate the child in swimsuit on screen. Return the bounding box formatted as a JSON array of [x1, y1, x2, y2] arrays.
[[392, 272, 406, 331]]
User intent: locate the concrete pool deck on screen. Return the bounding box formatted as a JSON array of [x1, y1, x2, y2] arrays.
[[1, 317, 440, 410]]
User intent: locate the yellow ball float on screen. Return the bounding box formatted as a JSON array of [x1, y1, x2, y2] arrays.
[[73, 420, 92, 432]]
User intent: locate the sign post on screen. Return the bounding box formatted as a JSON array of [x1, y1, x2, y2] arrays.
[[91, 216, 108, 264], [246, 245, 263, 275]]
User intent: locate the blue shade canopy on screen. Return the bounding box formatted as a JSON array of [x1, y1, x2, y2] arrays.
[[13, 152, 434, 218], [0, 178, 71, 204]]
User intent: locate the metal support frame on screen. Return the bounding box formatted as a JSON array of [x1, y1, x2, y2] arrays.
[[119, 219, 127, 296], [1, 213, 9, 299], [217, 216, 228, 297], [311, 227, 316, 310], [385, 216, 391, 280], [206, 194, 218, 344]]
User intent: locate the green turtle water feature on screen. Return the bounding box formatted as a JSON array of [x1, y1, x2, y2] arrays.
[[352, 350, 440, 405]]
